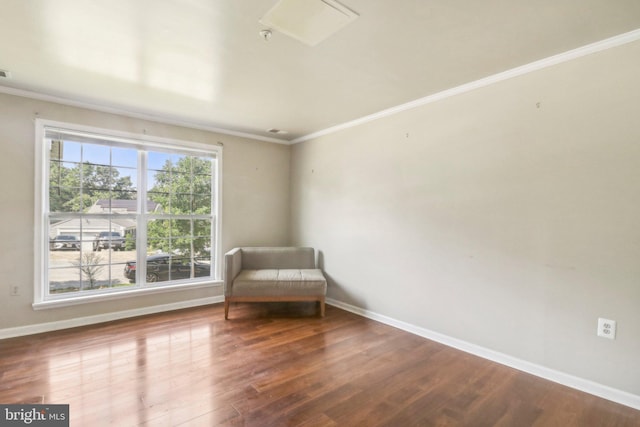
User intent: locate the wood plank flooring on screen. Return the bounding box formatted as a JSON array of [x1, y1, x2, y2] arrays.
[[1, 302, 639, 426]]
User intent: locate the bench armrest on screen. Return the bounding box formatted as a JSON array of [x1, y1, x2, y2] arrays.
[[224, 248, 243, 297]]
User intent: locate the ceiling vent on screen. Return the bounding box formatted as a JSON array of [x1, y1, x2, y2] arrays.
[[267, 128, 288, 135], [0, 70, 11, 78], [260, 0, 359, 46]]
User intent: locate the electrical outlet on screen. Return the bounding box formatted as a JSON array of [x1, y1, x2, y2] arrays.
[[10, 285, 20, 296], [597, 318, 616, 340]]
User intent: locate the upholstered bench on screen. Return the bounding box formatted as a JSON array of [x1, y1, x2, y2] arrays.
[[224, 247, 327, 319]]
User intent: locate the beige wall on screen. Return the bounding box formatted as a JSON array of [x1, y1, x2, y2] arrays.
[[0, 93, 290, 329], [2, 37, 639, 399], [290, 40, 640, 395]]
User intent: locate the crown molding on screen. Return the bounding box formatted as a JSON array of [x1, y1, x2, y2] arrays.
[[0, 86, 289, 145], [292, 28, 640, 144], [2, 28, 638, 147]]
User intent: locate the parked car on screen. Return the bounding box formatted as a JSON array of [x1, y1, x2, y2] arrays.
[[49, 235, 80, 251], [124, 253, 210, 283], [93, 231, 125, 251]]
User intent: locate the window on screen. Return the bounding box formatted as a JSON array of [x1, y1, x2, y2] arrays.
[[34, 120, 222, 308]]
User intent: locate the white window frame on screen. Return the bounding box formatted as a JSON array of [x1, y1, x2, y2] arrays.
[[33, 119, 223, 309]]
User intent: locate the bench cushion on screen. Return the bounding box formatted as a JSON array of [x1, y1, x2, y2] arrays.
[[232, 269, 327, 297], [240, 247, 316, 270]]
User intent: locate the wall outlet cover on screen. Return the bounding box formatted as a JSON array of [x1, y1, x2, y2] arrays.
[[597, 318, 616, 340]]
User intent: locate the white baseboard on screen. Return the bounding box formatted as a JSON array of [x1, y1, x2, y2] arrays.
[[326, 298, 640, 411], [0, 296, 224, 340], [2, 296, 637, 410]]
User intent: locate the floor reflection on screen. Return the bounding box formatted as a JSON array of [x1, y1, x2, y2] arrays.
[[44, 323, 214, 425]]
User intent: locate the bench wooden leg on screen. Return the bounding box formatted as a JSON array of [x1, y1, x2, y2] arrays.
[[224, 299, 230, 320], [319, 297, 325, 317]]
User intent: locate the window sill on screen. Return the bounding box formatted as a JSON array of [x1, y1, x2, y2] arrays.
[[33, 280, 223, 310]]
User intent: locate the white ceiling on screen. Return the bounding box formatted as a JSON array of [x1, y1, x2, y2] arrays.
[[1, 0, 639, 142]]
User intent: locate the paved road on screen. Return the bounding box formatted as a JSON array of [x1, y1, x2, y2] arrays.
[[48, 247, 211, 293], [49, 248, 136, 292]]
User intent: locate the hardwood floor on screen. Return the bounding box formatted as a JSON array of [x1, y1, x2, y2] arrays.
[[1, 303, 638, 426]]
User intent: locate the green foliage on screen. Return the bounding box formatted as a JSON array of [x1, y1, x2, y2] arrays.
[[49, 161, 135, 212], [49, 154, 213, 261], [147, 156, 212, 258], [125, 232, 136, 251], [148, 157, 212, 214]]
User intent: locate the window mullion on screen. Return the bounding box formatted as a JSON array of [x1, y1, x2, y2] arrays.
[[137, 150, 148, 286]]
